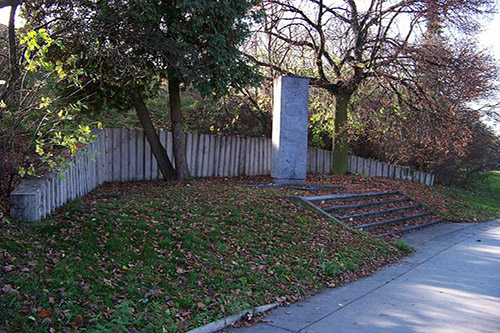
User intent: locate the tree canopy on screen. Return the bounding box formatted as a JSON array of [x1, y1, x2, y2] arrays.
[[1, 0, 497, 186], [23, 0, 262, 179], [246, 0, 497, 174]]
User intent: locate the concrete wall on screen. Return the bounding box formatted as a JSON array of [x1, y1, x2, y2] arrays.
[[10, 128, 434, 222]]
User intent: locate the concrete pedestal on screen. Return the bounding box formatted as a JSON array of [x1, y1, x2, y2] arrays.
[[10, 179, 43, 222], [271, 76, 309, 185]]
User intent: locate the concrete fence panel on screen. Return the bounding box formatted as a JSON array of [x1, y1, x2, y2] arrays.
[[10, 128, 435, 222]]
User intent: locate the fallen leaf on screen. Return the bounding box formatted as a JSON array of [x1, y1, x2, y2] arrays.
[[39, 309, 52, 318], [28, 260, 38, 267], [75, 314, 83, 326], [2, 284, 18, 296]]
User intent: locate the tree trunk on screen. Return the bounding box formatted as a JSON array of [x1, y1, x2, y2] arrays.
[[1, 1, 19, 105], [131, 87, 176, 179], [168, 68, 190, 180], [0, 0, 20, 10], [0, 154, 3, 195], [8, 3, 20, 84], [331, 92, 352, 175]]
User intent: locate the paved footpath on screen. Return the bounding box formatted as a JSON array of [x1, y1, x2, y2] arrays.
[[229, 220, 500, 333]]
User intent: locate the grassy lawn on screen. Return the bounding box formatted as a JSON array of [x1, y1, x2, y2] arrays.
[[2, 172, 498, 332], [0, 177, 406, 332], [436, 171, 500, 221]]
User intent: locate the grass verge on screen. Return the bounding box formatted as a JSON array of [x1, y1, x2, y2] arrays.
[[436, 171, 500, 221], [1, 178, 403, 332]]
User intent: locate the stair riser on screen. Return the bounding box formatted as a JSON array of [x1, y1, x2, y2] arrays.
[[324, 198, 411, 213], [375, 220, 442, 238], [339, 205, 421, 221], [355, 213, 432, 231], [307, 191, 401, 204]]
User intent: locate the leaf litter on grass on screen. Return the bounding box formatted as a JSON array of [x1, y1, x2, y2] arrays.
[[1, 176, 416, 332]]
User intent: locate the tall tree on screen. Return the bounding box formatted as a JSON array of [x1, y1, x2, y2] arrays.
[[1, 3, 98, 195], [1, 0, 25, 194], [346, 0, 498, 184], [248, 0, 495, 174], [24, 0, 261, 180]]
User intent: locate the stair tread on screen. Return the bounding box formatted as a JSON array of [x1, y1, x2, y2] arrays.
[[375, 219, 442, 238], [306, 191, 400, 202], [354, 212, 432, 230], [324, 197, 411, 212], [339, 204, 420, 220]]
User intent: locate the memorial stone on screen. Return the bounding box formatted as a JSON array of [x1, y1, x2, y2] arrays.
[[271, 76, 309, 185]]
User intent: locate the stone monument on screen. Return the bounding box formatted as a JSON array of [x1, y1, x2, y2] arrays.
[[271, 76, 309, 185]]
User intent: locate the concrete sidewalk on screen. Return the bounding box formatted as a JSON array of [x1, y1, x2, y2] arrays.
[[229, 220, 500, 333]]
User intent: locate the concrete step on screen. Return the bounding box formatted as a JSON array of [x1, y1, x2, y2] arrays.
[[355, 212, 432, 231], [339, 204, 421, 221], [323, 197, 411, 212], [305, 191, 400, 204], [375, 219, 443, 238]]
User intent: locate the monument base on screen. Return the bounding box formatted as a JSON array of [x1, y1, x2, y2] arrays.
[[272, 178, 306, 186]]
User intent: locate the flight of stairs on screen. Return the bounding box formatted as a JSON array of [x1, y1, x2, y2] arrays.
[[287, 191, 442, 238]]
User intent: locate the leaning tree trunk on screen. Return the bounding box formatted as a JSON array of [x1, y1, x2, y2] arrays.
[[331, 91, 352, 175], [167, 68, 190, 181], [131, 87, 176, 179]]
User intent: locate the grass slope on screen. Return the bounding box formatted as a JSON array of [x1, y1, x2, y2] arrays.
[[436, 171, 500, 221], [0, 178, 405, 332]]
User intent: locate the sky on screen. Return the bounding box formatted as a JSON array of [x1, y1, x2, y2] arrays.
[[1, 4, 499, 133], [479, 9, 500, 58], [477, 10, 500, 134], [2, 5, 499, 61], [0, 6, 24, 27]]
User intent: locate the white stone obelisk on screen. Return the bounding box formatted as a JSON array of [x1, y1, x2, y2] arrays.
[[271, 76, 309, 185]]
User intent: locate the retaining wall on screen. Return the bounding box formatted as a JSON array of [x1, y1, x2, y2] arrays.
[[10, 128, 434, 222]]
